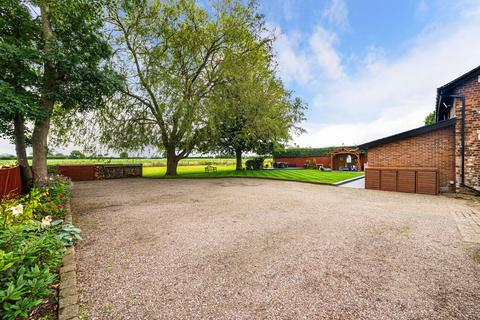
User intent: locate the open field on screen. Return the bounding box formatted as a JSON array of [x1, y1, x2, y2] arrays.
[[0, 158, 249, 167], [72, 178, 480, 319], [143, 166, 363, 184]]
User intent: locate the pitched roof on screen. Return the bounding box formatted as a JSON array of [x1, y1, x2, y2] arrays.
[[437, 65, 480, 93], [358, 118, 456, 149], [435, 65, 480, 121]]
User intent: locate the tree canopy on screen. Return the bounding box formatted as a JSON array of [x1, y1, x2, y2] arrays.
[[0, 0, 122, 182]]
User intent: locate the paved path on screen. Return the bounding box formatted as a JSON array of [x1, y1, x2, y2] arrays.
[[72, 178, 480, 320], [339, 177, 365, 188]]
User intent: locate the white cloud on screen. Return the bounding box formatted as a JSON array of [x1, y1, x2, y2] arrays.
[[273, 26, 313, 85], [322, 0, 349, 29], [415, 0, 429, 16], [291, 2, 480, 147], [309, 25, 344, 79]]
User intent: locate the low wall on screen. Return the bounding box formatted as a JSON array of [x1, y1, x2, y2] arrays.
[[58, 164, 142, 181], [0, 166, 22, 198], [273, 157, 331, 168], [95, 164, 143, 179]]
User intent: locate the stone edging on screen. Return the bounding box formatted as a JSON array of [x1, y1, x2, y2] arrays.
[[58, 189, 79, 320], [332, 174, 365, 186]]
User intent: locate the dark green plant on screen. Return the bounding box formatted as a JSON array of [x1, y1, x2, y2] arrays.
[[245, 157, 264, 170], [0, 223, 65, 319]]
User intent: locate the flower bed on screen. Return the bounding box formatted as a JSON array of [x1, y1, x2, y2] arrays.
[[0, 176, 81, 320]]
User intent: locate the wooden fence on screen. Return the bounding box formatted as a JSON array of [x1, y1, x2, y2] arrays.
[[0, 166, 22, 198]]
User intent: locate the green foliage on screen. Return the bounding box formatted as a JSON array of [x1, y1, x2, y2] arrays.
[[245, 157, 264, 170], [0, 175, 79, 318], [273, 146, 359, 158], [63, 0, 290, 175], [51, 221, 82, 247], [424, 110, 436, 125], [119, 152, 128, 159], [0, 0, 43, 142], [205, 13, 307, 166], [69, 150, 85, 159], [0, 223, 64, 320]]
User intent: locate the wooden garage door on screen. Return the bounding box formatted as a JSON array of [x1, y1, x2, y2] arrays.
[[365, 169, 380, 189], [380, 170, 397, 191], [365, 168, 438, 195], [397, 170, 416, 193], [416, 171, 438, 195]]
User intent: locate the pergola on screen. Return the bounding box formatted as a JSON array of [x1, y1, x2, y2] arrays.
[[330, 148, 363, 171]]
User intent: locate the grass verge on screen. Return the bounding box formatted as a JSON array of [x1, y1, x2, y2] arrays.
[[143, 166, 364, 185]]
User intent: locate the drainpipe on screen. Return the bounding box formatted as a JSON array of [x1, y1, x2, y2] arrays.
[[448, 95, 480, 194]]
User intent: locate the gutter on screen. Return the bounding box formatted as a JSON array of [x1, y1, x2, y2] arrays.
[[447, 95, 480, 195]]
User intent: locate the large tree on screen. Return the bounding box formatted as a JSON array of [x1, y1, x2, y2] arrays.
[[206, 43, 306, 170], [0, 1, 42, 188], [31, 0, 121, 180], [80, 0, 268, 175], [0, 0, 121, 182]]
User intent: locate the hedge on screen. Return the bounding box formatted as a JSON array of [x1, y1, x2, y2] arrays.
[[273, 146, 364, 158]]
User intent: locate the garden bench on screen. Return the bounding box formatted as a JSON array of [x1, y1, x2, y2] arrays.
[[205, 165, 217, 173]]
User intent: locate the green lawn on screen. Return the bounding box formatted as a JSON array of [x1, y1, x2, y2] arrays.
[[143, 165, 364, 184]]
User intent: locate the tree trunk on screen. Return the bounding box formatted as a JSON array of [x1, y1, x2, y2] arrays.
[[33, 0, 56, 181], [235, 148, 242, 171], [32, 113, 52, 181], [13, 113, 33, 190], [165, 149, 179, 176]]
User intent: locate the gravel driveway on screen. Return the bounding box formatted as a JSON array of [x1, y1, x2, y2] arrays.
[[72, 178, 480, 320]]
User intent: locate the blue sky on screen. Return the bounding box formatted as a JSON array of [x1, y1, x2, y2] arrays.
[[258, 0, 480, 147], [1, 0, 480, 154]]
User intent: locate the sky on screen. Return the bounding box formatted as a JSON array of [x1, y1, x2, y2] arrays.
[[1, 0, 480, 155]]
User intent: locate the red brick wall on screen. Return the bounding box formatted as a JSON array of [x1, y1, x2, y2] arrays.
[[273, 157, 331, 168], [451, 76, 480, 190], [367, 126, 456, 191]]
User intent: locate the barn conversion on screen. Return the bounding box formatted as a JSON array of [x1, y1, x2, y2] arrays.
[[359, 65, 480, 194]]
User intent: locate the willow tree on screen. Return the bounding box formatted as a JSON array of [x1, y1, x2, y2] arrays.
[[89, 0, 267, 175]]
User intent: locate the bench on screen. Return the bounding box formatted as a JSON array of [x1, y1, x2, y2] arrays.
[[204, 165, 217, 173]]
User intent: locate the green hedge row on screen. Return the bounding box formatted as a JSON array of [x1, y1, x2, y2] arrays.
[[273, 146, 360, 158]]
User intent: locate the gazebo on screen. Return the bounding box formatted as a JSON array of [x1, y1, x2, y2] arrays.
[[330, 148, 363, 171]]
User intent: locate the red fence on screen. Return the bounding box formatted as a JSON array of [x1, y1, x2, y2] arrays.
[[58, 164, 142, 181], [0, 166, 22, 198], [58, 165, 96, 181]]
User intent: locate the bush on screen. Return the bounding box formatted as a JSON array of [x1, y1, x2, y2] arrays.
[[0, 223, 64, 320], [0, 174, 79, 319], [245, 157, 264, 170]]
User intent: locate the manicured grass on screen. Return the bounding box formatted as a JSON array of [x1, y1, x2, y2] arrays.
[[143, 166, 364, 184]]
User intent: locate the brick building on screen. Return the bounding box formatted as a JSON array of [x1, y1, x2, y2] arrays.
[[359, 65, 480, 194]]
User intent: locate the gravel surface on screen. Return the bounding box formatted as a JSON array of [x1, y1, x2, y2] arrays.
[[72, 178, 480, 320]]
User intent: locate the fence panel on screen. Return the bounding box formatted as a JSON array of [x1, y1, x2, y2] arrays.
[[0, 166, 22, 198]]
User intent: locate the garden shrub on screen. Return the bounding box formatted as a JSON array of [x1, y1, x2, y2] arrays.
[[245, 157, 264, 170], [0, 175, 79, 319]]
